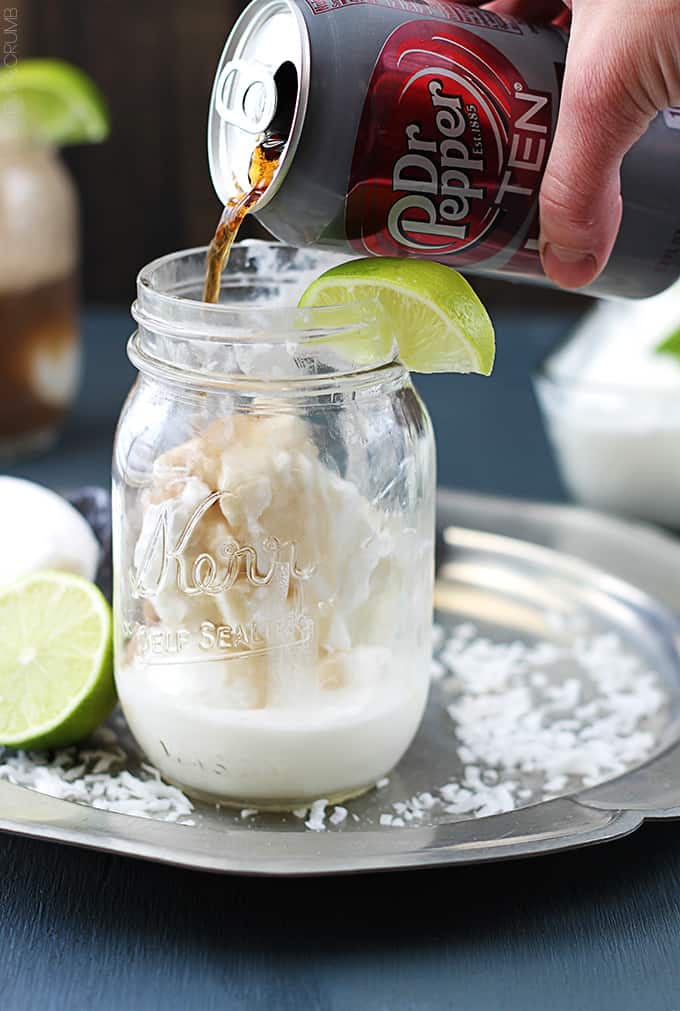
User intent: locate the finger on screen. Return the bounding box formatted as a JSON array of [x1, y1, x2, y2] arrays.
[[538, 11, 655, 288]]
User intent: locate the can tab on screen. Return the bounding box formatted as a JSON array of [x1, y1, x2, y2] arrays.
[[214, 59, 277, 134]]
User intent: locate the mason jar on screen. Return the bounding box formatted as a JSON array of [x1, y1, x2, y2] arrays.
[[0, 137, 80, 457], [113, 243, 435, 810]]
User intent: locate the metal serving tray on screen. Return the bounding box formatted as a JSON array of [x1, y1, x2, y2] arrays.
[[3, 489, 680, 876]]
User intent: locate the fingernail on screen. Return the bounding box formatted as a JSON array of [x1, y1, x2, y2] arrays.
[[541, 243, 598, 289]]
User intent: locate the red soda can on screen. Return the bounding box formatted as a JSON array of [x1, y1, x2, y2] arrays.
[[208, 0, 680, 298]]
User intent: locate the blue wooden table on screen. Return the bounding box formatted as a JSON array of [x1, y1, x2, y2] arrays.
[[5, 307, 680, 1011]]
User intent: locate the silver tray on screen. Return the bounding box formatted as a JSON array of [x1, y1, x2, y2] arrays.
[[3, 489, 680, 876]]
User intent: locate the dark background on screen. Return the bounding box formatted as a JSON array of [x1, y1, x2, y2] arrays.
[[18, 0, 589, 311]]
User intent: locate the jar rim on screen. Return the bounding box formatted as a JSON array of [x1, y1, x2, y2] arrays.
[[130, 242, 399, 383], [132, 241, 391, 345]]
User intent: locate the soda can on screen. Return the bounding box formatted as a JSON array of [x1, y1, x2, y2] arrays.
[[208, 0, 680, 298]]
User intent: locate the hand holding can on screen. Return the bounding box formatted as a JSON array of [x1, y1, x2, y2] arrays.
[[486, 0, 680, 288], [208, 0, 680, 299]]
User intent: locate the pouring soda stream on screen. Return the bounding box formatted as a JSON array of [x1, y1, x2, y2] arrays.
[[203, 132, 285, 303]]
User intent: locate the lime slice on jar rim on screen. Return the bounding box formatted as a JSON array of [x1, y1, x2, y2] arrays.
[[0, 59, 109, 145], [0, 571, 115, 750], [298, 257, 495, 375]]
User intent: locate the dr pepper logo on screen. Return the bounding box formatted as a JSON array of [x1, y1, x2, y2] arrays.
[[346, 21, 553, 267]]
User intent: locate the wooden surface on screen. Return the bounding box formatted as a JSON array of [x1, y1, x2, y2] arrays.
[[5, 821, 680, 1010], [4, 306, 680, 1008]]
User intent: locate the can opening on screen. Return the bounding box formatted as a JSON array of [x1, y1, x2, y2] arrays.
[[208, 0, 310, 209], [269, 61, 298, 146]]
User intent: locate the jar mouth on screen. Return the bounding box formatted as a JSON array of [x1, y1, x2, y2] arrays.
[[130, 242, 397, 384], [133, 242, 387, 339]]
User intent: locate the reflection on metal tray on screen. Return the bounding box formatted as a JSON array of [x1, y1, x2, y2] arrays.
[[3, 489, 680, 876]]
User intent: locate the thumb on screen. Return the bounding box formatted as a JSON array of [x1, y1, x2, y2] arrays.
[[539, 7, 655, 289]]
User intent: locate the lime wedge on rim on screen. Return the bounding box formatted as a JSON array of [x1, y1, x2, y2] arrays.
[[0, 59, 109, 145], [299, 257, 495, 375], [0, 571, 115, 750]]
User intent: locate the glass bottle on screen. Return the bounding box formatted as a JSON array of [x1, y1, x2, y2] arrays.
[[0, 137, 80, 457]]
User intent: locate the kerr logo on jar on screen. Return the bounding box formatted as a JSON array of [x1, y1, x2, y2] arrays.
[[130, 490, 315, 600], [346, 22, 553, 268]]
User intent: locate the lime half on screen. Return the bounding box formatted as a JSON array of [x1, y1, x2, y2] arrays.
[[299, 257, 495, 375], [0, 571, 115, 750], [0, 60, 109, 145]]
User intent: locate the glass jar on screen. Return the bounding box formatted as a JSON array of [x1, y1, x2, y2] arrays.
[[113, 243, 436, 810], [0, 138, 80, 458]]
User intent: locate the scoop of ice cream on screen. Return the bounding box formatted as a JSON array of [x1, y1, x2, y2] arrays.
[[0, 477, 99, 586], [132, 414, 409, 709]]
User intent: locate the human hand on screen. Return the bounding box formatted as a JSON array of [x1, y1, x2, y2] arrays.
[[483, 0, 680, 288]]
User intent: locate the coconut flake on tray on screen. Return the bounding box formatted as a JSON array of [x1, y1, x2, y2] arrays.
[[0, 730, 195, 825], [305, 798, 330, 833], [375, 620, 666, 827]]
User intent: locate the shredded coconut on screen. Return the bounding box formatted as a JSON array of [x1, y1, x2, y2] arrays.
[[445, 628, 663, 785], [0, 737, 194, 824], [377, 620, 666, 828], [304, 798, 329, 833]]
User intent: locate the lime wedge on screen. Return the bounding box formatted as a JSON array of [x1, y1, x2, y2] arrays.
[[299, 257, 495, 374], [0, 571, 115, 750], [0, 60, 109, 145]]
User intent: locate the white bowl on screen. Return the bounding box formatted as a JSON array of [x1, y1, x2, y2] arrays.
[[535, 289, 680, 528]]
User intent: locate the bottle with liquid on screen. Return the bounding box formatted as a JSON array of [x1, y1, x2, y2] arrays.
[[0, 134, 80, 458]]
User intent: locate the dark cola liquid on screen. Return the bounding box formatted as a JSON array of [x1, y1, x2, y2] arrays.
[[203, 134, 285, 304]]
